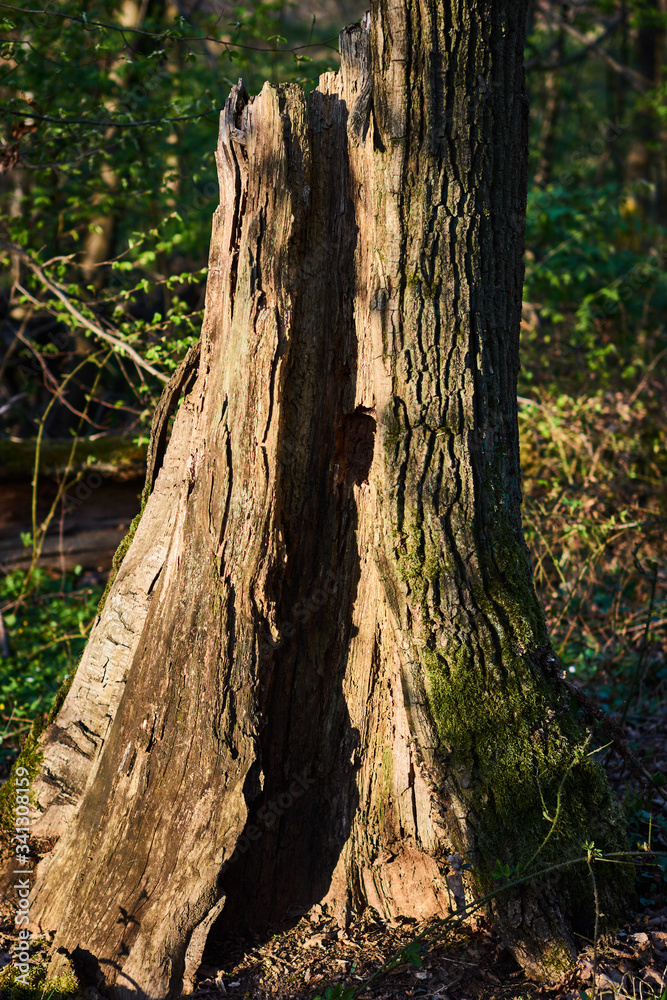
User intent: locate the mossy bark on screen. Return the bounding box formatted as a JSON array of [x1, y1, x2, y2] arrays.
[[28, 1, 628, 996]]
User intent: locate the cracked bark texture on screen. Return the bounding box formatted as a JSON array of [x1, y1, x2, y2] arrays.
[[30, 1, 627, 996]]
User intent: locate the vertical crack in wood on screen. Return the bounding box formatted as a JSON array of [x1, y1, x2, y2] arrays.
[[144, 340, 201, 498], [219, 80, 249, 321]]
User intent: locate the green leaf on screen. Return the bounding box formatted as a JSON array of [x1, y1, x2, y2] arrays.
[[401, 942, 423, 968], [492, 859, 511, 880]]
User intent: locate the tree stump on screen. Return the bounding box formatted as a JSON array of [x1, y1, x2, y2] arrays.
[[27, 2, 628, 996]]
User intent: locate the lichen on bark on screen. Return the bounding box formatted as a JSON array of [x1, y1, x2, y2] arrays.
[[386, 475, 629, 967]]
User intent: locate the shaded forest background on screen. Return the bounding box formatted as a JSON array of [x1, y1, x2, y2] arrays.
[[0, 0, 666, 909]]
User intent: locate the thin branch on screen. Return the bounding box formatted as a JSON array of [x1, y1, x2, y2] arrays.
[[0, 392, 26, 416], [18, 142, 124, 167], [0, 3, 338, 52], [1, 242, 168, 383], [14, 322, 109, 429], [11, 35, 103, 68], [525, 13, 626, 72], [0, 106, 220, 128], [0, 309, 32, 384], [534, 3, 652, 92]]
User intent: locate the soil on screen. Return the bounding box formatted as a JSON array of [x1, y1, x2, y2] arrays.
[[0, 702, 664, 1000], [0, 899, 665, 1000], [0, 477, 143, 573], [191, 906, 667, 1000]]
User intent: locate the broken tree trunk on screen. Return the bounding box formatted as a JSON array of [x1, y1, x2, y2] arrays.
[[29, 1, 627, 995]]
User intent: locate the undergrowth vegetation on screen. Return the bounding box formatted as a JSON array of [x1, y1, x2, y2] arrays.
[[0, 959, 79, 1000], [520, 386, 666, 714], [0, 568, 103, 773]]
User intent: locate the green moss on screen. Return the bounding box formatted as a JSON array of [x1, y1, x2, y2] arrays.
[[383, 413, 403, 455], [44, 673, 75, 730], [384, 488, 630, 934], [397, 526, 424, 585], [382, 747, 393, 791], [422, 620, 629, 929], [396, 512, 452, 628], [537, 940, 576, 979], [404, 270, 439, 300], [375, 747, 394, 829], [423, 537, 441, 581], [0, 716, 45, 831], [0, 960, 80, 1000]]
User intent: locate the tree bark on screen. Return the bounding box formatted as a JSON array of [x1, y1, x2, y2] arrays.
[[28, 1, 627, 996]]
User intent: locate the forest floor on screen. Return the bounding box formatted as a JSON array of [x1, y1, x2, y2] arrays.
[[0, 704, 663, 1000], [1, 885, 665, 1000], [191, 904, 667, 1000], [184, 702, 667, 1000]]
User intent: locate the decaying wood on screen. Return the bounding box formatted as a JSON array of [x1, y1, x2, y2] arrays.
[[27, 343, 202, 847], [27, 2, 628, 996], [144, 340, 201, 497]]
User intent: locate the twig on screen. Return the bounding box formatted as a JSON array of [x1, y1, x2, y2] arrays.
[[341, 850, 660, 1000], [586, 851, 600, 1000], [0, 612, 9, 657], [583, 349, 667, 489], [14, 321, 108, 429], [1, 241, 168, 383], [22, 632, 93, 665], [618, 562, 658, 727], [0, 3, 338, 52], [535, 3, 651, 92], [0, 105, 220, 128], [526, 13, 626, 73], [560, 676, 667, 808]]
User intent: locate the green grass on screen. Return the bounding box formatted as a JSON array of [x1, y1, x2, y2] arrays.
[[0, 567, 103, 770]]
